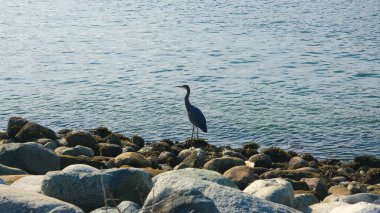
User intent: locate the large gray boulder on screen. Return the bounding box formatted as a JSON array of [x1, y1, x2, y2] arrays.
[[0, 184, 83, 213], [153, 168, 238, 188], [0, 163, 28, 175], [323, 193, 380, 204], [142, 174, 300, 213], [0, 142, 60, 174], [243, 178, 295, 207], [310, 201, 380, 213], [11, 175, 45, 193], [90, 201, 140, 213], [291, 193, 319, 212], [41, 164, 153, 212]]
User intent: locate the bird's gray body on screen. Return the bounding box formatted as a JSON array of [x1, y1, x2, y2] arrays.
[[185, 100, 207, 132], [177, 85, 207, 139]]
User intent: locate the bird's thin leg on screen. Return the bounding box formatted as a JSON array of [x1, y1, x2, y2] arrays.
[[191, 125, 194, 141], [197, 128, 199, 139]]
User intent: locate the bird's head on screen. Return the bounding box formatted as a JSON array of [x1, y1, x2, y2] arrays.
[[175, 85, 190, 90]]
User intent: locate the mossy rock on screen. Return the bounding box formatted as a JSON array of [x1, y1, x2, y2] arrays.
[[150, 141, 171, 152], [319, 159, 341, 166], [233, 147, 258, 158], [90, 126, 112, 138], [184, 138, 209, 149], [261, 147, 291, 163], [299, 153, 318, 163], [98, 143, 122, 157], [242, 141, 260, 150], [260, 169, 320, 181], [354, 155, 380, 168], [363, 168, 380, 184], [15, 122, 56, 142], [7, 117, 29, 139], [341, 161, 361, 171]]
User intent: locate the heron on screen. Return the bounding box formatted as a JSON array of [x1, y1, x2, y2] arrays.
[[176, 85, 207, 140]]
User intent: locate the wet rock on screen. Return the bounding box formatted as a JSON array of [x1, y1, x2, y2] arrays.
[[15, 122, 56, 142], [7, 117, 29, 139], [203, 157, 245, 174], [363, 168, 380, 184], [0, 163, 28, 175], [90, 201, 140, 213], [329, 185, 351, 196], [244, 178, 294, 207], [301, 178, 328, 200], [223, 165, 259, 190], [290, 181, 311, 191], [178, 149, 194, 161], [158, 151, 179, 167], [65, 130, 97, 151], [332, 176, 348, 183], [310, 201, 380, 213], [61, 145, 95, 157], [105, 133, 121, 146], [143, 173, 299, 213], [324, 193, 380, 204], [222, 150, 247, 160], [355, 155, 380, 168], [347, 181, 369, 194], [41, 165, 153, 212], [10, 175, 44, 193], [58, 154, 106, 169], [55, 146, 70, 155], [261, 169, 319, 181], [44, 141, 58, 150], [130, 135, 144, 148], [288, 156, 308, 169], [262, 147, 291, 163], [1, 184, 84, 212], [248, 153, 273, 168], [114, 152, 152, 168], [242, 141, 260, 150], [176, 148, 206, 169], [291, 192, 319, 212], [153, 168, 238, 188], [0, 142, 60, 174], [98, 143, 122, 157]]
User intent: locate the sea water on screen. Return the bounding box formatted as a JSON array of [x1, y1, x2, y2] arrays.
[[0, 0, 379, 159]]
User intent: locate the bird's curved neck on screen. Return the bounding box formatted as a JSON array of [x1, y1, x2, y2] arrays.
[[184, 88, 191, 107]]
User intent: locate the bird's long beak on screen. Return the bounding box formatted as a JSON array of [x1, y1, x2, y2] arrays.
[[175, 86, 184, 88]]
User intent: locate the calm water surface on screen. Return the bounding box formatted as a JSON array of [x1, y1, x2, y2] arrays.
[[0, 0, 379, 160]]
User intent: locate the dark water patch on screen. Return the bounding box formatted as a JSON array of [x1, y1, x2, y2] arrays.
[[353, 73, 380, 78]]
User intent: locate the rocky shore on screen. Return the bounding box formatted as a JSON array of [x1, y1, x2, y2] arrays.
[[0, 117, 379, 213]]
